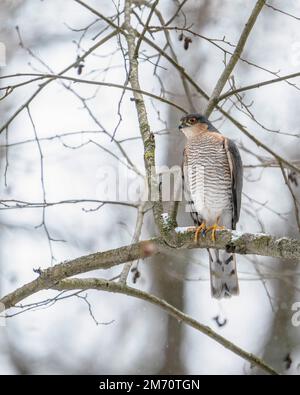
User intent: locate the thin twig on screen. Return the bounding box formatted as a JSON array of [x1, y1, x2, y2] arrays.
[[0, 30, 119, 135], [0, 73, 187, 114], [218, 71, 300, 102], [279, 161, 300, 233], [134, 0, 159, 58], [119, 201, 146, 283]]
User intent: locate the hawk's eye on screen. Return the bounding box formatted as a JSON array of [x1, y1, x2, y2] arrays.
[[188, 117, 197, 125]]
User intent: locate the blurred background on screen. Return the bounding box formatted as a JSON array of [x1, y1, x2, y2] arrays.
[[0, 0, 300, 374]]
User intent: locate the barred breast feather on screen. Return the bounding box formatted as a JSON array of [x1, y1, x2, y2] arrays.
[[184, 132, 232, 225]]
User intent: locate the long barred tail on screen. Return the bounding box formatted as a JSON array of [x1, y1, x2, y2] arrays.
[[208, 248, 239, 299]]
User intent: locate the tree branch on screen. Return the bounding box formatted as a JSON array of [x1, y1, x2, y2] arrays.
[[123, 0, 173, 241], [134, 0, 159, 58], [205, 0, 266, 117], [0, 73, 187, 114], [218, 71, 300, 102], [53, 277, 279, 375], [119, 201, 146, 283], [0, 30, 119, 135], [1, 228, 300, 311], [130, 30, 300, 175], [72, 0, 300, 177], [1, 224, 297, 376]]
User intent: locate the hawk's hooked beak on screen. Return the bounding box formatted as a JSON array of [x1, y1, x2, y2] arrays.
[[178, 122, 183, 130]]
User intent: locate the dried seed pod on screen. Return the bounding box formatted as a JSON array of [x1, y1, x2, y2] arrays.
[[131, 267, 141, 284], [178, 32, 184, 41], [288, 170, 298, 187], [184, 37, 192, 50], [77, 64, 84, 75], [75, 56, 85, 75]]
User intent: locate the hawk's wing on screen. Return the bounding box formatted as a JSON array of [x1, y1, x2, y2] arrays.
[[225, 138, 243, 229]]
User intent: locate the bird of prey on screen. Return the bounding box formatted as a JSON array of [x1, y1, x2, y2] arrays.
[[179, 113, 243, 299]]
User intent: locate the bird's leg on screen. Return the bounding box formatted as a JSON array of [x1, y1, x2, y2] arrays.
[[194, 222, 207, 243], [206, 223, 225, 242]]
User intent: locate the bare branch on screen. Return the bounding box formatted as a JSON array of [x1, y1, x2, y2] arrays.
[[71, 0, 300, 179], [1, 228, 300, 311], [53, 277, 279, 375], [205, 0, 266, 117], [218, 71, 300, 102], [119, 201, 147, 283], [0, 30, 119, 135], [123, 0, 170, 240], [279, 162, 300, 233], [265, 3, 300, 21], [0, 73, 187, 114], [134, 0, 159, 58], [0, 199, 138, 210]]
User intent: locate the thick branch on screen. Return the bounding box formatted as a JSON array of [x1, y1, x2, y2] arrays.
[[1, 228, 300, 310], [123, 0, 168, 238], [205, 0, 266, 117]]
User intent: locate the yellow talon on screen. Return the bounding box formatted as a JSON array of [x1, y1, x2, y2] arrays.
[[207, 223, 225, 242], [194, 222, 207, 243]]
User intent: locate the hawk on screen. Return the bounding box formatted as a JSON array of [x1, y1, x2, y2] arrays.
[[179, 113, 243, 299]]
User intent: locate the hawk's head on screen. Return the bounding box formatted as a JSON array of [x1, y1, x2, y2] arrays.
[[179, 113, 217, 138]]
